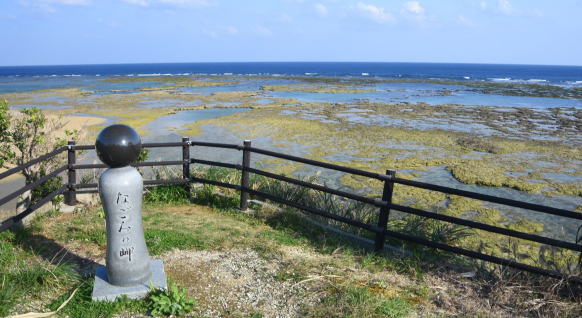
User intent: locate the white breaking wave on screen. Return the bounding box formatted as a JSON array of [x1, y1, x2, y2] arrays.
[[138, 73, 161, 76], [528, 79, 546, 82], [224, 73, 233, 75], [464, 76, 470, 79]]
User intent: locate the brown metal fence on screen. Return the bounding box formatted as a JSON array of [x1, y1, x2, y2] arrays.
[[1, 137, 581, 284]]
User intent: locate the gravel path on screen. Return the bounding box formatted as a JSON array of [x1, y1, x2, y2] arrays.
[[157, 248, 320, 317]]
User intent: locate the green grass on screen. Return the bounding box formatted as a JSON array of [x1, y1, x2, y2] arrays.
[[48, 278, 149, 318], [311, 284, 414, 318], [145, 229, 208, 256], [0, 228, 79, 316], [144, 184, 191, 205]]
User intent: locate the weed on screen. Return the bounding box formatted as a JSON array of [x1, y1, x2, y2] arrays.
[[149, 278, 197, 317]]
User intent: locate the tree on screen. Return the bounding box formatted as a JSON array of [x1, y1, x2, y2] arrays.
[[0, 100, 82, 212]]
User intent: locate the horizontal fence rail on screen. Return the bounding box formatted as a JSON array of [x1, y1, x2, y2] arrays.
[[1, 137, 581, 284]]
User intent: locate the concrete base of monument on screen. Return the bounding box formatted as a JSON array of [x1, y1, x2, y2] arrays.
[[92, 259, 168, 302]]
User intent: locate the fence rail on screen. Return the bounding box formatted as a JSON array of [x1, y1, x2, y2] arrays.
[[1, 137, 581, 284]]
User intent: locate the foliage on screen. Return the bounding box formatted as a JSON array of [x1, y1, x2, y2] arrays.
[[0, 100, 11, 167], [31, 169, 64, 205], [0, 101, 82, 209], [390, 215, 472, 246], [144, 185, 190, 205], [149, 278, 197, 317]]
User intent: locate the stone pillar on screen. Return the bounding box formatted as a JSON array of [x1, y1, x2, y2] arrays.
[[96, 124, 151, 287]]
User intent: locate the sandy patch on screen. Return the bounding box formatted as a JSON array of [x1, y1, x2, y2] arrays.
[[52, 115, 106, 141]]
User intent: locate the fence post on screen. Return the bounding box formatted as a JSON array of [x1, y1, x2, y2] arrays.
[[67, 140, 76, 206], [240, 140, 251, 211], [182, 137, 191, 194], [374, 169, 396, 254]]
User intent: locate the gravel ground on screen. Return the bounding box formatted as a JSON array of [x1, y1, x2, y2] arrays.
[[160, 248, 320, 317]]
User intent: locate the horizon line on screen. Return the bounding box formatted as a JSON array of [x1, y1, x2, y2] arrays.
[[2, 61, 582, 68]]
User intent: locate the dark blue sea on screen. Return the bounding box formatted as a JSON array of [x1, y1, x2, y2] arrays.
[[1, 62, 581, 85]]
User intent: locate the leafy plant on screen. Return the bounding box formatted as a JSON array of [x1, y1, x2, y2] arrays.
[[144, 185, 190, 205], [31, 169, 63, 206], [149, 279, 197, 317], [0, 101, 82, 212]]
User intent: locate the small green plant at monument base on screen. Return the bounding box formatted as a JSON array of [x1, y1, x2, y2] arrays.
[[149, 278, 197, 317]]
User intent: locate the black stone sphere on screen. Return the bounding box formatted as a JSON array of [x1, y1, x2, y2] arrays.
[[95, 124, 142, 168]]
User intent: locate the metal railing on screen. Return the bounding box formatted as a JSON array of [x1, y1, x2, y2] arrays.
[[1, 137, 581, 284]]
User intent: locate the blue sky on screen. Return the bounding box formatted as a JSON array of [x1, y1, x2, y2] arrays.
[[1, 0, 580, 66]]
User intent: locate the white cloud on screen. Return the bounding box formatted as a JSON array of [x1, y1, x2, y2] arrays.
[[400, 1, 426, 22], [456, 14, 475, 27], [498, 0, 515, 15], [105, 21, 122, 28], [0, 12, 17, 20], [357, 3, 394, 23], [279, 14, 292, 22], [256, 26, 272, 35], [160, 0, 209, 5], [45, 0, 91, 5], [497, 0, 543, 17], [480, 2, 486, 10], [120, 0, 211, 8], [314, 3, 327, 17], [401, 1, 424, 14], [204, 30, 217, 37], [223, 26, 238, 35], [122, 0, 149, 6], [19, 0, 90, 13]]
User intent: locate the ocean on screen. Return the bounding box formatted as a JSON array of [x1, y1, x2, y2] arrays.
[[1, 62, 581, 86]]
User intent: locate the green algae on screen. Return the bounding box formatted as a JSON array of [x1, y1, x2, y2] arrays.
[[446, 162, 549, 194], [101, 76, 239, 87], [506, 218, 544, 233], [474, 208, 507, 226], [456, 136, 505, 154], [442, 196, 482, 218], [261, 84, 376, 94], [384, 79, 582, 100]]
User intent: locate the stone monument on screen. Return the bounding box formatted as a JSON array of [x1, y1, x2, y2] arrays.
[[92, 124, 167, 302]]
